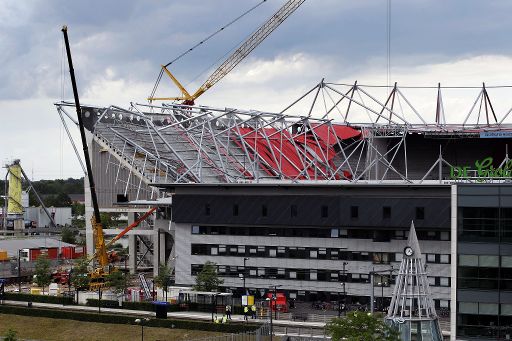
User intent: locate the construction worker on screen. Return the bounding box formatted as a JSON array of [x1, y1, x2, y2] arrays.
[[225, 304, 232, 320], [251, 304, 257, 319], [243, 305, 249, 321]]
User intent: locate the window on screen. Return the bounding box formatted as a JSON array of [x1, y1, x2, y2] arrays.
[[440, 231, 450, 241], [257, 268, 265, 277], [427, 254, 436, 263], [394, 230, 406, 240], [291, 205, 298, 217], [351, 206, 359, 219], [211, 247, 218, 256], [249, 269, 257, 276], [416, 207, 425, 220], [395, 253, 403, 262], [205, 204, 211, 216], [331, 229, 339, 238], [249, 247, 257, 254], [238, 245, 245, 254], [269, 248, 277, 258], [219, 245, 226, 254], [233, 204, 239, 216], [310, 270, 317, 281], [289, 271, 297, 279], [440, 277, 450, 287], [440, 254, 450, 264], [373, 252, 390, 264], [439, 300, 449, 308], [192, 225, 200, 234], [383, 206, 391, 219], [310, 250, 318, 258], [262, 205, 268, 217], [321, 205, 328, 218]]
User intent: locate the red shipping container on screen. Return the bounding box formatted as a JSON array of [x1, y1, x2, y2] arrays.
[[61, 246, 74, 259], [30, 247, 59, 261]]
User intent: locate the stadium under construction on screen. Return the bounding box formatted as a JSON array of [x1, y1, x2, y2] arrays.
[[56, 80, 512, 340]]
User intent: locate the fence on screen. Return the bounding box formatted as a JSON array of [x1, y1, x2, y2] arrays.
[[189, 323, 271, 341]]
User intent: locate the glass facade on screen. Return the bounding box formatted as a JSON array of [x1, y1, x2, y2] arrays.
[[457, 186, 512, 340]]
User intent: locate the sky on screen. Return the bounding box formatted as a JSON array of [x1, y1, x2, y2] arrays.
[[2, 0, 512, 179]]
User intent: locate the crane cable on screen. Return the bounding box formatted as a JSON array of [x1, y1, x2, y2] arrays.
[[149, 0, 268, 101]]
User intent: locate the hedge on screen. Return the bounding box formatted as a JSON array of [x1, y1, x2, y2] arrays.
[[4, 292, 74, 305], [0, 305, 261, 333], [86, 299, 120, 308]]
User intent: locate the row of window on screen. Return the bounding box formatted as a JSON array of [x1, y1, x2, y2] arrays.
[[459, 207, 512, 243], [190, 244, 451, 264], [204, 204, 426, 220], [458, 254, 512, 290], [190, 264, 450, 287], [191, 225, 450, 241], [457, 302, 512, 337]]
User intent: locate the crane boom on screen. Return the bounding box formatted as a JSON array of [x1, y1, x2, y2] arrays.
[[150, 0, 305, 103], [62, 26, 108, 268]]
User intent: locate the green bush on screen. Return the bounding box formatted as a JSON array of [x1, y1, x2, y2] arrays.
[[4, 293, 73, 305], [0, 305, 261, 333]]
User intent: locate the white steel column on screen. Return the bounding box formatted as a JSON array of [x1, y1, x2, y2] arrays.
[[450, 184, 457, 341]]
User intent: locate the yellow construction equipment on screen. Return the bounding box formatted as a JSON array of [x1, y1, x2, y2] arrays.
[[148, 0, 305, 105]]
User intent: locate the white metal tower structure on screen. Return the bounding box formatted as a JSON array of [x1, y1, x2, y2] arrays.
[[386, 222, 443, 341]]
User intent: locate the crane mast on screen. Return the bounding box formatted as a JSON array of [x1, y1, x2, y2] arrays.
[[149, 0, 305, 104], [62, 26, 109, 270]]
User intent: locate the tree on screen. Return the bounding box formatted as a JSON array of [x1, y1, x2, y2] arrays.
[[34, 255, 52, 294], [71, 203, 85, 216], [194, 261, 223, 292], [105, 270, 128, 303], [326, 312, 399, 341], [71, 256, 90, 299], [154, 264, 172, 300], [61, 227, 76, 244]]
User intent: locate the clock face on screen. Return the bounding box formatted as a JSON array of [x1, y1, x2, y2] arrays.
[[404, 246, 414, 257]]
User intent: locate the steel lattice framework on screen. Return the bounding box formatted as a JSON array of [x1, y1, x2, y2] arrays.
[[55, 80, 512, 201]]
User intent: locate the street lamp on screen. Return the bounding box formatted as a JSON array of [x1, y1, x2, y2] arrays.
[[338, 262, 348, 317], [134, 317, 150, 341], [17, 249, 21, 293], [243, 257, 249, 295], [211, 292, 221, 322], [369, 266, 394, 314]]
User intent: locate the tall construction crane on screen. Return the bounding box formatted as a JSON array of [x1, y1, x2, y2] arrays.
[[62, 26, 156, 289], [148, 0, 305, 105]]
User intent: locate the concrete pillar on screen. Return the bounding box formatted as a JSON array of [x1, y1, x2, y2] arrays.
[[128, 212, 137, 274]]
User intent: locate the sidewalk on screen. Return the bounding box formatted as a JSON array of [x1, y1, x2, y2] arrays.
[[2, 300, 326, 328]]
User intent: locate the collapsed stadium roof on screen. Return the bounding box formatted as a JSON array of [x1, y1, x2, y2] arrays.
[[55, 81, 512, 201]]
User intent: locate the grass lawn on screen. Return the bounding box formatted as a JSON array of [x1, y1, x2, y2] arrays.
[[0, 314, 224, 341]]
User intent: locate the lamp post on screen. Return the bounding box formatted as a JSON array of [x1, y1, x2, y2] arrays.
[[266, 297, 273, 341], [338, 262, 348, 317], [17, 249, 21, 293], [369, 266, 394, 314], [243, 257, 249, 295], [272, 285, 282, 320], [134, 317, 149, 341], [211, 292, 220, 322]]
